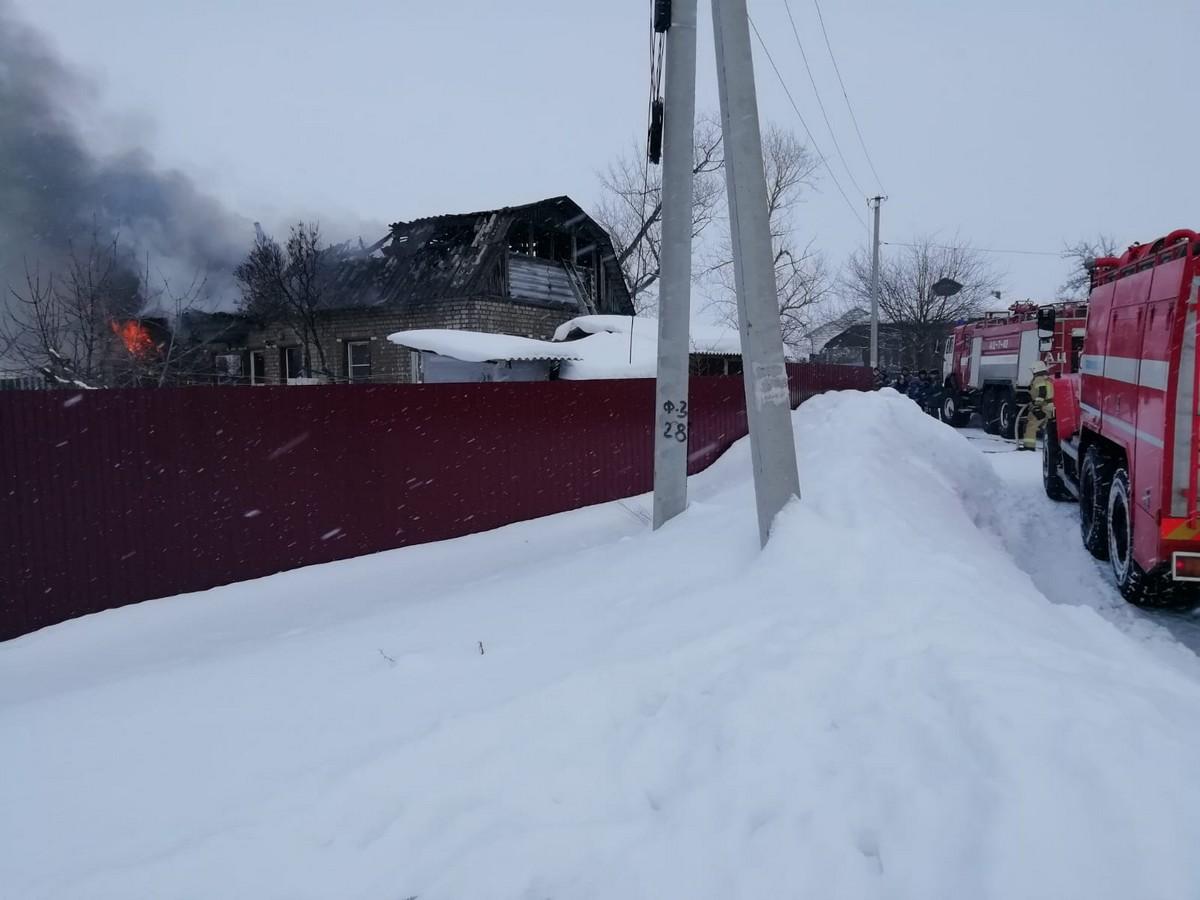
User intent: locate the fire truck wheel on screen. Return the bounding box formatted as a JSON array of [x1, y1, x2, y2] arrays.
[[1103, 470, 1197, 609], [997, 392, 1017, 440], [982, 391, 1001, 435], [941, 391, 970, 427], [1079, 447, 1112, 560], [1106, 468, 1142, 600], [1041, 425, 1073, 501]]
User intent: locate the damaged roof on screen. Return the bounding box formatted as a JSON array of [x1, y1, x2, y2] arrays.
[[327, 196, 632, 313], [179, 311, 260, 345]]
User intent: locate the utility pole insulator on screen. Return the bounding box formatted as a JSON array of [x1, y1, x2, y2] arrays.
[[647, 99, 664, 165], [654, 0, 673, 32]]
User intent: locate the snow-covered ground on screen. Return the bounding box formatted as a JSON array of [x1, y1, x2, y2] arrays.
[[6, 390, 1200, 898], [964, 425, 1200, 655]]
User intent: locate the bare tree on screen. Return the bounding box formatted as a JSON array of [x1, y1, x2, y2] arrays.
[[129, 261, 209, 388], [235, 222, 333, 378], [1058, 234, 1120, 300], [3, 264, 67, 381], [1, 229, 212, 388], [773, 242, 834, 350], [2, 230, 137, 386], [593, 115, 725, 313], [707, 124, 827, 351], [843, 236, 1002, 369]]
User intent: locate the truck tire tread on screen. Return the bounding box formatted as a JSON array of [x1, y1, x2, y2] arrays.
[[1042, 423, 1073, 502], [1079, 447, 1111, 559], [998, 390, 1017, 441], [941, 389, 971, 428]]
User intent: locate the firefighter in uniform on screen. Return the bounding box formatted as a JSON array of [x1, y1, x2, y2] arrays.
[[1020, 360, 1054, 450]]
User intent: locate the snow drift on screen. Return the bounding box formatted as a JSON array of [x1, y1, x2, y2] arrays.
[[5, 389, 1200, 899]]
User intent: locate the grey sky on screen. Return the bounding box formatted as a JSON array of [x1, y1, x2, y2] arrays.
[[11, 0, 1199, 303]]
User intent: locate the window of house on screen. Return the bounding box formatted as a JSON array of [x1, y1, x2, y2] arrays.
[[346, 341, 371, 383], [214, 353, 242, 383], [249, 350, 266, 385], [282, 346, 304, 381]]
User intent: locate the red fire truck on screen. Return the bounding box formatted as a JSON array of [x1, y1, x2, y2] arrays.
[[940, 302, 1087, 434], [1043, 228, 1200, 606]]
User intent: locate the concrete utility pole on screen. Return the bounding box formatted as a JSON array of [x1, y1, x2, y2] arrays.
[[652, 0, 699, 530], [711, 0, 801, 546], [868, 195, 884, 369]]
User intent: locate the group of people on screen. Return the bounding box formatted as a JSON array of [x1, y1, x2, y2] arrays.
[[872, 367, 944, 418], [869, 361, 1056, 450]]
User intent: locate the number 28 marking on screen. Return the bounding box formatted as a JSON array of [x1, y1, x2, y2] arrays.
[[663, 421, 687, 441], [662, 399, 688, 442]]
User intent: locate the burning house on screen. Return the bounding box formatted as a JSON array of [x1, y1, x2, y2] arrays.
[[215, 196, 634, 385], [9, 196, 633, 389], [93, 313, 255, 388]]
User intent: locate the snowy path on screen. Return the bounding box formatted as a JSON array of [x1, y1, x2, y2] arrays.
[[7, 393, 1200, 898], [966, 426, 1200, 659]]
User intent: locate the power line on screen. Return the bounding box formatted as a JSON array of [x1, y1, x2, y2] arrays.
[[811, 0, 886, 193], [747, 15, 869, 233], [780, 0, 868, 199], [883, 241, 1064, 257]]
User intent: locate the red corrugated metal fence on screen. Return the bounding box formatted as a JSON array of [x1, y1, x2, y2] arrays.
[[0, 364, 871, 640]]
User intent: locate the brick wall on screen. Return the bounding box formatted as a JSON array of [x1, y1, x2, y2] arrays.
[[239, 296, 577, 385]]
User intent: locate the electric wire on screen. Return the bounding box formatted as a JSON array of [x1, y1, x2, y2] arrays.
[[780, 0, 868, 199], [748, 15, 869, 233], [883, 241, 1064, 257], [811, 0, 886, 193]]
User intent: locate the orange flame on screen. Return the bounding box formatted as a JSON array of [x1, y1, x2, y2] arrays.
[[110, 320, 157, 359]]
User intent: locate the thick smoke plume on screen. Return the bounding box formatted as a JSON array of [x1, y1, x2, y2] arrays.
[[0, 2, 249, 311]]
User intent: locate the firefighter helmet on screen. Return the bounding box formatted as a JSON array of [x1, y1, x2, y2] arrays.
[[1031, 360, 1049, 375]]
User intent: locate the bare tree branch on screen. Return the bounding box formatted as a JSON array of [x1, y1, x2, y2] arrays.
[[1058, 234, 1120, 300], [705, 123, 826, 353], [2, 226, 214, 387], [593, 114, 725, 313], [842, 235, 1003, 369], [235, 221, 337, 378], [2, 229, 131, 386]]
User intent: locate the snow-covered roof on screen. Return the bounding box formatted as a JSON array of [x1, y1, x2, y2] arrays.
[[553, 314, 744, 356], [797, 308, 870, 358], [559, 320, 656, 380], [390, 316, 776, 381], [387, 330, 583, 362]]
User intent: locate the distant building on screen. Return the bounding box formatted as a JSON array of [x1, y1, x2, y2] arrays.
[[797, 308, 911, 368], [810, 314, 946, 371], [817, 322, 909, 369], [795, 308, 870, 361]]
